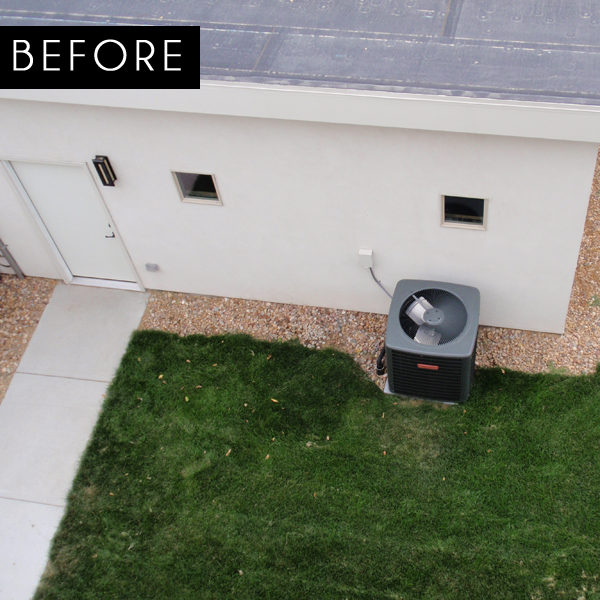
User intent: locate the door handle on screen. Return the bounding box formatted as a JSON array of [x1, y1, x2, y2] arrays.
[[105, 232, 115, 238]]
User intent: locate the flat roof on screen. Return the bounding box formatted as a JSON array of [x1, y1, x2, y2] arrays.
[[1, 0, 600, 106]]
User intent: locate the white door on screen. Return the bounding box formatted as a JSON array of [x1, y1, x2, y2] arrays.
[[10, 161, 138, 283]]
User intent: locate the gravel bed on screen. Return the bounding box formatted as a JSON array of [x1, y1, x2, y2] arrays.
[[2, 149, 599, 395], [139, 294, 389, 385], [0, 275, 57, 403]]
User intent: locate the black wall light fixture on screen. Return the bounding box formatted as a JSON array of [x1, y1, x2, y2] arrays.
[[92, 155, 117, 186]]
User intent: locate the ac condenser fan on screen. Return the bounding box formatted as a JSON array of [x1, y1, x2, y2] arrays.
[[401, 288, 468, 346], [385, 280, 480, 403]]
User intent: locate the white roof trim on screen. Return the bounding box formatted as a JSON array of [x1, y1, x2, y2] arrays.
[[2, 83, 600, 142]]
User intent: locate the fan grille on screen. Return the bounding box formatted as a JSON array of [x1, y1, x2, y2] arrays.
[[400, 288, 468, 345]]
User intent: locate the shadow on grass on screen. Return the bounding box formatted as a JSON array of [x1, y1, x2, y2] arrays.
[[35, 331, 600, 600]]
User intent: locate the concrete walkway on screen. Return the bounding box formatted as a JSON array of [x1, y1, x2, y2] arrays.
[[0, 283, 149, 600]]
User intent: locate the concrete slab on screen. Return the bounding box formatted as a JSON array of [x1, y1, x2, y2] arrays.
[[0, 498, 64, 600], [0, 283, 149, 599], [17, 283, 149, 382], [0, 373, 108, 506]]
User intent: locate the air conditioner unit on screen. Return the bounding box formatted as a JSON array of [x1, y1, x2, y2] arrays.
[[385, 279, 480, 403]]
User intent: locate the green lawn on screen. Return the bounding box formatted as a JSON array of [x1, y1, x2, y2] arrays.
[[35, 331, 600, 599]]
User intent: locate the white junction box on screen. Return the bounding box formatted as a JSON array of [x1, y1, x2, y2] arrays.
[[358, 248, 374, 269]]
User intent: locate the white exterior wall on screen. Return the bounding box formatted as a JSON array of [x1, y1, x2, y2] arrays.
[[0, 97, 597, 333]]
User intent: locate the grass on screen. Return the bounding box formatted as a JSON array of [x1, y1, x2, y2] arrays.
[[35, 331, 600, 600]]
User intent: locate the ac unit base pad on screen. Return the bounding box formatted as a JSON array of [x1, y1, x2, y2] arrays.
[[383, 378, 458, 405]]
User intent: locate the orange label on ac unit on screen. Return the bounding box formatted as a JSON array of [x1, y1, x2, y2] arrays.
[[417, 363, 439, 370]]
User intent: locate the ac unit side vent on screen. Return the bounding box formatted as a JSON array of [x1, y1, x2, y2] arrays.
[[389, 350, 464, 402]]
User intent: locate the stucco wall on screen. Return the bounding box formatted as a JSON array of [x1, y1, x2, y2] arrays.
[[0, 98, 597, 332]]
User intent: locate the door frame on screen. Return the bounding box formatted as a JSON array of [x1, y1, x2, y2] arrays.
[[1, 158, 144, 291]]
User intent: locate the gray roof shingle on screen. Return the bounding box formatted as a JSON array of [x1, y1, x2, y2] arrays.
[[2, 0, 599, 105]]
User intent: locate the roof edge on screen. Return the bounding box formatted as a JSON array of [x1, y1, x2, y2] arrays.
[[1, 84, 600, 143]]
